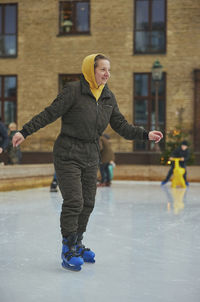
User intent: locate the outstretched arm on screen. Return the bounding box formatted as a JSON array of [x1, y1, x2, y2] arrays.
[[110, 98, 163, 142], [12, 84, 74, 147]]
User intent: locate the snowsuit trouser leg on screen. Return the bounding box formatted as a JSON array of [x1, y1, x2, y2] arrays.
[[54, 159, 98, 238]]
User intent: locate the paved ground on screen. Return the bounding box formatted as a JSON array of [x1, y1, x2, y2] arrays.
[[0, 181, 200, 302]]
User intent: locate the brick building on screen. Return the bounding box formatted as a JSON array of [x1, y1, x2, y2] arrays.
[[0, 0, 200, 164]]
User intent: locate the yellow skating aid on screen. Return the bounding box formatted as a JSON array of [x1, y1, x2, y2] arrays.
[[171, 157, 186, 188]]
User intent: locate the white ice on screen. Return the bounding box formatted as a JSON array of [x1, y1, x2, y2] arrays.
[[0, 181, 200, 302]]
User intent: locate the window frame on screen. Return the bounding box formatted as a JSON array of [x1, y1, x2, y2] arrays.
[[58, 73, 81, 91], [133, 72, 166, 151], [58, 0, 90, 36], [134, 0, 167, 55], [0, 3, 18, 58], [0, 74, 18, 126]]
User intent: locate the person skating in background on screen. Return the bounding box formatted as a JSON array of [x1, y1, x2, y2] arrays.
[[0, 118, 9, 160], [161, 140, 189, 186], [98, 133, 115, 187], [50, 171, 58, 192], [7, 122, 22, 165], [12, 53, 163, 272]]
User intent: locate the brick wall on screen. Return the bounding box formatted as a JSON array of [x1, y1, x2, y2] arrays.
[[0, 0, 200, 156]]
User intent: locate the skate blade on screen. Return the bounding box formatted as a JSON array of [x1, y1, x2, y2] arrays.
[[83, 258, 95, 263], [61, 261, 82, 272]]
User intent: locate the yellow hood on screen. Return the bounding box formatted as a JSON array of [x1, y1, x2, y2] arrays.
[[82, 54, 105, 100]]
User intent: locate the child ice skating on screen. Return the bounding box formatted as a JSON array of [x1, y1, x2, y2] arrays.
[[161, 140, 189, 186], [12, 54, 163, 271]]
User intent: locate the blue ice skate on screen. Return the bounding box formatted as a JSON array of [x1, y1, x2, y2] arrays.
[[62, 235, 84, 271], [76, 233, 95, 263]]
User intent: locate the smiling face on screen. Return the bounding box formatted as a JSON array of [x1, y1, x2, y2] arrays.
[[94, 59, 111, 86]]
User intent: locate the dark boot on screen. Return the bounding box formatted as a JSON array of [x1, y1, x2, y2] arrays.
[[61, 233, 84, 271], [50, 180, 58, 192], [76, 232, 95, 263]]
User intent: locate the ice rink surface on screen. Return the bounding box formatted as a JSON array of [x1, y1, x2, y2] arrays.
[[0, 181, 200, 302]]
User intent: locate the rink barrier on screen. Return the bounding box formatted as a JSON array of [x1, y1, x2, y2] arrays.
[[0, 164, 199, 191]]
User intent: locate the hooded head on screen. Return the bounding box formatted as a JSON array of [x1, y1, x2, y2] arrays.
[[81, 54, 110, 101], [82, 53, 110, 86], [82, 54, 99, 89]]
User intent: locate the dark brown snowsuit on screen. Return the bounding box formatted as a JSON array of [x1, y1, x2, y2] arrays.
[[20, 75, 149, 237]]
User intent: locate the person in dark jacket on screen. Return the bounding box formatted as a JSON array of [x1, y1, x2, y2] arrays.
[[0, 119, 9, 157], [98, 133, 115, 187], [161, 140, 189, 186], [7, 122, 22, 164], [12, 53, 163, 271]]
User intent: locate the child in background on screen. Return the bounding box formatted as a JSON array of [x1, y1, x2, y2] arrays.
[[7, 123, 22, 164], [161, 140, 189, 186], [98, 134, 115, 187]]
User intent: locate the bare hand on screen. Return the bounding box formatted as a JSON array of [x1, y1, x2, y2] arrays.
[[148, 131, 163, 143], [12, 132, 25, 147], [0, 147, 3, 154]]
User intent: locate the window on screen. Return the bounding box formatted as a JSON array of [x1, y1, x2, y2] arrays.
[[134, 73, 165, 150], [134, 0, 166, 54], [0, 4, 17, 57], [59, 74, 81, 91], [0, 76, 17, 126], [59, 1, 90, 35]]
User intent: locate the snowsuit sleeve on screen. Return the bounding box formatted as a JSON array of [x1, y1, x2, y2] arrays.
[[20, 85, 74, 138], [109, 95, 149, 140]]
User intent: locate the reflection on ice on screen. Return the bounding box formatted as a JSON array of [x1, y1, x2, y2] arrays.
[[161, 186, 187, 214]]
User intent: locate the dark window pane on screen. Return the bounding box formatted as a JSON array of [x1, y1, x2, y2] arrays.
[[0, 77, 1, 96], [151, 76, 165, 96], [152, 0, 165, 29], [134, 74, 148, 96], [135, 99, 148, 124], [0, 35, 5, 55], [135, 0, 149, 30], [135, 31, 165, 53], [134, 132, 148, 150], [159, 99, 165, 123], [151, 31, 165, 52], [135, 0, 166, 54], [134, 73, 166, 151], [5, 5, 16, 34], [59, 74, 81, 91], [4, 101, 16, 125], [151, 99, 155, 129], [0, 7, 2, 34], [76, 2, 89, 32], [4, 35, 16, 55], [60, 2, 73, 33], [135, 31, 150, 53], [0, 100, 1, 117], [151, 99, 164, 128], [4, 77, 16, 97]]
